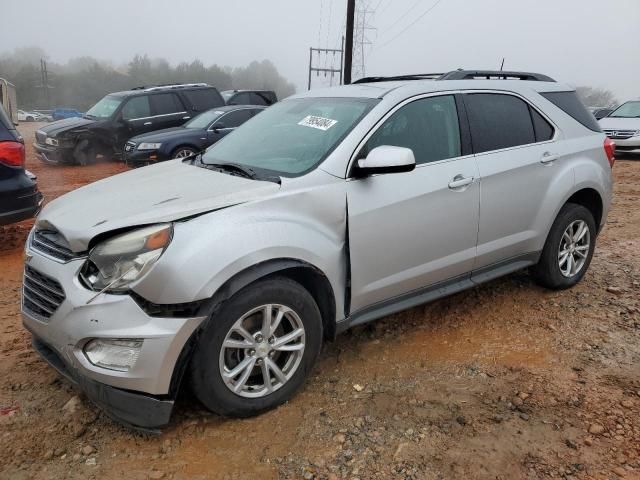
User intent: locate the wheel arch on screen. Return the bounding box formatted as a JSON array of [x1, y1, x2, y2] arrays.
[[565, 188, 604, 233], [206, 258, 337, 341], [167, 258, 337, 396], [171, 144, 200, 157]]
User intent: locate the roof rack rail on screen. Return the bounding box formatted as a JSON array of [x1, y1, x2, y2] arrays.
[[353, 73, 444, 84], [439, 70, 556, 82], [130, 83, 210, 92]]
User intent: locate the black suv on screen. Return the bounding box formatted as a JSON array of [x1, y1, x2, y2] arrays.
[[221, 90, 277, 106], [33, 83, 225, 165], [0, 103, 43, 226]]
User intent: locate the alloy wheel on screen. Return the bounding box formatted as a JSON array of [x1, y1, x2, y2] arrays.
[[558, 220, 591, 278], [219, 304, 306, 398]]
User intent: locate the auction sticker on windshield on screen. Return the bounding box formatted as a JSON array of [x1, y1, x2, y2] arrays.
[[298, 115, 338, 131]]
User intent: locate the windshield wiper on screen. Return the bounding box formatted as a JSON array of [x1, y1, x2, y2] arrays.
[[83, 114, 97, 120], [206, 162, 258, 180]]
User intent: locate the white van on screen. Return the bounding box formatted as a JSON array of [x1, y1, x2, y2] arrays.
[[0, 78, 18, 125]]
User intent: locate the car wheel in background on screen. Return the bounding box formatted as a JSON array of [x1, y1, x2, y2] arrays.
[[172, 147, 198, 159], [532, 203, 597, 290], [190, 276, 323, 418], [73, 140, 97, 166]]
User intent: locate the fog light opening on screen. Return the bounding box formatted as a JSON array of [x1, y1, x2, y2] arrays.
[[83, 339, 143, 372]]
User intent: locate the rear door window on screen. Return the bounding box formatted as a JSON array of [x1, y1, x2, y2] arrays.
[[219, 109, 252, 128], [183, 88, 224, 111], [541, 91, 601, 132], [464, 93, 536, 154], [151, 93, 184, 116], [122, 96, 151, 120]]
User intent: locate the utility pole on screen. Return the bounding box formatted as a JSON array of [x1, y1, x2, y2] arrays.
[[38, 59, 53, 108], [344, 0, 356, 84]]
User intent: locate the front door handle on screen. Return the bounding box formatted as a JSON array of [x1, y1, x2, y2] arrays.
[[448, 175, 474, 190], [183, 116, 191, 120], [143, 121, 152, 126], [541, 152, 559, 164]]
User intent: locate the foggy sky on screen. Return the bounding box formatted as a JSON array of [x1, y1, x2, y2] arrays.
[[1, 0, 639, 100]]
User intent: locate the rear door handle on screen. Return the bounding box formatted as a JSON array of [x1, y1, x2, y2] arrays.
[[143, 121, 152, 126], [541, 152, 559, 164], [448, 175, 474, 189], [183, 116, 191, 120]]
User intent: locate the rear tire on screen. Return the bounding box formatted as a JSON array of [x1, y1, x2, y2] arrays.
[[531, 203, 596, 290], [190, 277, 323, 418]]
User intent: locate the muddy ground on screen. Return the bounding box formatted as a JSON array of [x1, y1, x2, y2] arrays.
[[0, 122, 638, 480]]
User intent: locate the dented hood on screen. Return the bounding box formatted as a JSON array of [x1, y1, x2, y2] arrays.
[[36, 159, 280, 252]]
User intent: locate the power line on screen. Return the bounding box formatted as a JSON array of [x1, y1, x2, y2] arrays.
[[375, 0, 445, 49], [379, 0, 423, 34]]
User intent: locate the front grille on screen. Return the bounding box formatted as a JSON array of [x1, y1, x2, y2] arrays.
[[124, 141, 136, 152], [603, 129, 638, 140], [22, 265, 66, 320], [35, 130, 47, 144], [31, 230, 80, 262]]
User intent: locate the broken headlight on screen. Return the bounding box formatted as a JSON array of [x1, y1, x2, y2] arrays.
[[80, 224, 173, 293]]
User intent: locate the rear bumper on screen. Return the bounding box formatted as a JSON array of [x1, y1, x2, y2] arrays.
[[30, 335, 174, 432], [0, 190, 43, 226]]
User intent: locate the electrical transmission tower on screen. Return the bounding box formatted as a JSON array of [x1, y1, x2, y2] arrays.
[[351, 0, 376, 80]]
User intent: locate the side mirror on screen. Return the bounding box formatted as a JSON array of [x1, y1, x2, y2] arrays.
[[355, 145, 416, 176], [212, 122, 225, 132]]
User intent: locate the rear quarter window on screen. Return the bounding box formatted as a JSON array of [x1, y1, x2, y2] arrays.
[[183, 88, 224, 112], [540, 91, 602, 132]]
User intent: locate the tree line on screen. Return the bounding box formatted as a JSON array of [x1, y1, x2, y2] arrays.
[[0, 47, 297, 111]]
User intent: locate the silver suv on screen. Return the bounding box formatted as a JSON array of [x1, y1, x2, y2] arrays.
[[22, 70, 614, 430]]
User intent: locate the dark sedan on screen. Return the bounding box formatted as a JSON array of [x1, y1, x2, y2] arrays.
[[123, 105, 265, 167], [0, 103, 43, 226]]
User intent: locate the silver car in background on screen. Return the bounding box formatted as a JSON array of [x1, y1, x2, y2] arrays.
[[599, 100, 640, 156], [22, 70, 614, 430]]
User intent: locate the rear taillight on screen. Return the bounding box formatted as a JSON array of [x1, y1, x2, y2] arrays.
[[0, 141, 26, 168], [604, 137, 615, 168]]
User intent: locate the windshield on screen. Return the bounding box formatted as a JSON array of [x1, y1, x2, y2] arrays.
[[85, 95, 122, 119], [184, 109, 226, 129], [202, 97, 377, 177], [609, 101, 640, 118]]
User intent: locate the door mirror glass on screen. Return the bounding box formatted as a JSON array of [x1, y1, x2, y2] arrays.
[[356, 146, 416, 176]]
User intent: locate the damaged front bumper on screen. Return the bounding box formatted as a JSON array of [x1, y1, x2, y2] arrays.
[[33, 142, 72, 164], [29, 335, 174, 432], [21, 234, 207, 431]]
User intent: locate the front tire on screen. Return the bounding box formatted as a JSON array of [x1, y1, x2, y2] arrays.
[[172, 146, 197, 159], [190, 277, 323, 417], [532, 203, 596, 290]]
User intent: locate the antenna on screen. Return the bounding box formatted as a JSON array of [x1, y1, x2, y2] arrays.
[[500, 58, 505, 71]]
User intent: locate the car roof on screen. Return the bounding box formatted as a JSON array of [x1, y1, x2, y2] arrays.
[[291, 78, 573, 101], [222, 89, 274, 94], [108, 84, 215, 97], [205, 105, 267, 113]]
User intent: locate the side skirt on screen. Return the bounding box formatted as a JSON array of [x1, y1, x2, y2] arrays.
[[336, 251, 540, 335]]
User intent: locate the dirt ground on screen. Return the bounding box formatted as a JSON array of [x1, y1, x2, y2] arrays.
[[0, 122, 638, 480]]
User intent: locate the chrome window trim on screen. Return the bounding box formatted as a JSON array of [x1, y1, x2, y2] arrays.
[[126, 111, 189, 122], [346, 88, 561, 176]]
